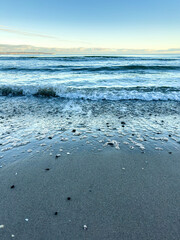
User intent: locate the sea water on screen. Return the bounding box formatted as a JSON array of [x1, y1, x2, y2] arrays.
[[0, 55, 180, 162]]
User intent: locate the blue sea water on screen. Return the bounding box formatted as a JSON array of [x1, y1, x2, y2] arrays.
[[0, 54, 180, 101], [0, 55, 180, 162]]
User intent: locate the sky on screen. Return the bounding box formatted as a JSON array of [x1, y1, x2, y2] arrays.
[[0, 0, 180, 54]]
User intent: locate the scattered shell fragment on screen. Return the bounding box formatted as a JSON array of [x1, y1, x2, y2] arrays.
[[61, 138, 68, 141], [83, 225, 88, 230], [155, 147, 163, 150]]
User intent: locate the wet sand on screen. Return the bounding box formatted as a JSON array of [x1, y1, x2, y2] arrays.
[[0, 143, 180, 240]]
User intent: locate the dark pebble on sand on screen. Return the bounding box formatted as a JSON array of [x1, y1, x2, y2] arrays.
[[11, 185, 15, 189], [169, 152, 172, 154], [72, 129, 76, 132], [45, 168, 50, 171], [169, 135, 172, 137], [67, 197, 71, 201], [48, 136, 52, 139], [107, 142, 114, 146], [132, 134, 135, 136], [54, 212, 58, 215], [121, 121, 126, 125]]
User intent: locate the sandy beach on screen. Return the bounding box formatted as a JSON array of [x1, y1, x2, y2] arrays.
[[0, 137, 180, 240]]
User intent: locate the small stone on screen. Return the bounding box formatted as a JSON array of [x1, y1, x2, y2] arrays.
[[45, 168, 50, 171], [11, 234, 15, 238], [122, 168, 125, 170], [67, 152, 70, 155], [56, 154, 61, 158], [107, 142, 114, 146], [72, 129, 76, 133], [67, 197, 71, 201], [0, 225, 4, 229], [0, 165, 2, 168], [48, 136, 52, 139], [54, 212, 58, 215], [121, 121, 126, 125], [25, 218, 29, 222], [169, 152, 172, 154], [11, 185, 15, 189]]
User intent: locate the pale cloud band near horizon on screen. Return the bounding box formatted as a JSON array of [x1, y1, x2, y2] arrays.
[[0, 44, 180, 55]]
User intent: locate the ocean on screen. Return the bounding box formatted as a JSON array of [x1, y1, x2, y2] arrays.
[[0, 54, 180, 162], [0, 54, 180, 100]]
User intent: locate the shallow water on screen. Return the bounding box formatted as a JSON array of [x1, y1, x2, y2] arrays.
[[0, 55, 180, 162]]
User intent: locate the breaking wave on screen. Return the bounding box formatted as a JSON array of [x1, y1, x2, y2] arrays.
[[0, 85, 180, 101]]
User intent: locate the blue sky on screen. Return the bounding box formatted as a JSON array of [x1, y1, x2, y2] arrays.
[[0, 0, 180, 53]]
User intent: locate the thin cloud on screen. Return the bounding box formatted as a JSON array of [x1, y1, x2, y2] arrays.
[[0, 26, 91, 44]]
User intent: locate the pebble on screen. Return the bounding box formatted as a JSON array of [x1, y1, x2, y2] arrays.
[[0, 225, 4, 229], [45, 168, 50, 171], [67, 152, 70, 155], [56, 154, 61, 158], [25, 219, 29, 222], [11, 185, 15, 189], [27, 149, 32, 153], [67, 197, 71, 201], [11, 234, 15, 238], [54, 212, 58, 215]]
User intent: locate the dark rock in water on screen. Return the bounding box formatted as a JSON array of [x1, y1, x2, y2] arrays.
[[122, 125, 125, 127], [54, 212, 58, 215], [132, 134, 135, 136], [11, 185, 15, 189], [121, 121, 126, 125], [48, 136, 52, 139], [107, 142, 114, 146], [97, 128, 101, 131], [72, 129, 76, 132], [67, 197, 71, 201], [169, 135, 172, 137], [45, 168, 50, 171], [169, 152, 172, 154]]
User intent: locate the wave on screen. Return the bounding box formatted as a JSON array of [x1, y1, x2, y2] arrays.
[[1, 65, 180, 73], [0, 85, 180, 101]]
